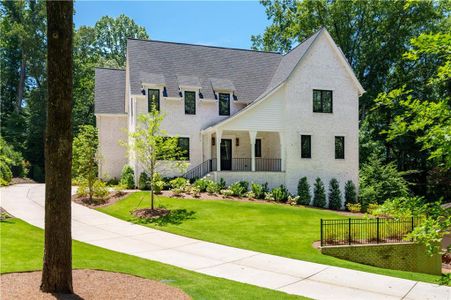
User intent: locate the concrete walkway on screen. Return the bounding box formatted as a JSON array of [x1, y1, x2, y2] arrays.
[[1, 184, 449, 300]]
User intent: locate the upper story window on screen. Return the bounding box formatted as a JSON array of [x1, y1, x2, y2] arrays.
[[335, 136, 345, 159], [255, 139, 262, 158], [301, 135, 311, 158], [184, 91, 196, 115], [313, 89, 333, 113], [148, 89, 160, 112], [219, 93, 230, 116]]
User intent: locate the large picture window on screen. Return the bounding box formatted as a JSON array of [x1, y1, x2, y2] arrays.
[[148, 89, 160, 112], [313, 89, 333, 113], [255, 139, 262, 158], [177, 137, 190, 161], [301, 135, 311, 158], [335, 136, 345, 159], [219, 93, 230, 116], [184, 91, 196, 115]]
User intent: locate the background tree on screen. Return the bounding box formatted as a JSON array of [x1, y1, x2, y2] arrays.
[[344, 180, 357, 207], [297, 177, 311, 205], [328, 178, 342, 210], [313, 177, 326, 208], [129, 107, 187, 210], [72, 125, 99, 201], [41, 0, 73, 293]]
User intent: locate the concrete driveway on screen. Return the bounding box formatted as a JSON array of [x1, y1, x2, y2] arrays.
[[1, 184, 450, 300]]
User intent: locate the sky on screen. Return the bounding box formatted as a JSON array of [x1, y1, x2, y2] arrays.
[[74, 1, 270, 50]]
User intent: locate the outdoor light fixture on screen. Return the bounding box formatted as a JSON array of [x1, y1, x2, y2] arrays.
[[141, 88, 146, 95], [236, 138, 240, 147], [212, 137, 215, 146]]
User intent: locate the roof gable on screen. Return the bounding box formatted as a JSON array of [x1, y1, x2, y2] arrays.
[[95, 68, 126, 114]]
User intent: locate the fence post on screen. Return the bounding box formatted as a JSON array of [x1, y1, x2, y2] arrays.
[[320, 219, 323, 247], [348, 218, 351, 245], [411, 216, 414, 231], [376, 217, 380, 244]]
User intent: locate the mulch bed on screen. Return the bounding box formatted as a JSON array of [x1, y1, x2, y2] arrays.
[[0, 269, 191, 300], [133, 207, 170, 219], [72, 191, 131, 208]]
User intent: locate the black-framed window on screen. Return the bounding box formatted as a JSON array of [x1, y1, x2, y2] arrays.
[[255, 139, 262, 158], [313, 89, 333, 113], [219, 93, 230, 116], [148, 89, 160, 112], [335, 136, 345, 159], [301, 135, 311, 158], [177, 137, 190, 161], [184, 91, 196, 115]]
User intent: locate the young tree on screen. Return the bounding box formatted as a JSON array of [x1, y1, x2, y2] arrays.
[[41, 0, 73, 293], [328, 178, 342, 210], [129, 107, 187, 210], [313, 177, 326, 208], [297, 177, 311, 205], [72, 125, 99, 201], [344, 180, 357, 206]]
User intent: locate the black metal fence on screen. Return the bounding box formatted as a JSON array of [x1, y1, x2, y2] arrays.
[[320, 217, 420, 247]]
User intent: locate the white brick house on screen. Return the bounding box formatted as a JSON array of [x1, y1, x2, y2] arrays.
[[95, 28, 364, 196]]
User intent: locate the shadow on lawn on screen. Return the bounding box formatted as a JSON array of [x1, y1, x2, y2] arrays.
[[133, 209, 196, 226]]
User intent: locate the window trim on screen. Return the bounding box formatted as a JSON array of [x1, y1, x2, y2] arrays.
[[335, 136, 345, 159], [301, 135, 312, 159], [184, 91, 196, 115], [255, 139, 262, 158], [148, 88, 160, 112], [218, 93, 231, 116], [313, 89, 333, 113]]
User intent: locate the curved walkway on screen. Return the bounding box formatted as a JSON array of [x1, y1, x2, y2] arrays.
[[1, 184, 449, 300]]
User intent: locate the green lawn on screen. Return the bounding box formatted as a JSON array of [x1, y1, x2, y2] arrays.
[[0, 218, 305, 299], [99, 192, 443, 284]]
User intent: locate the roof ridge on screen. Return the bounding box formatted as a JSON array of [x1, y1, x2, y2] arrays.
[[95, 67, 125, 72], [282, 27, 325, 56], [127, 38, 282, 55]]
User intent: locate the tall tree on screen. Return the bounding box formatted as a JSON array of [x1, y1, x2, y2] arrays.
[[40, 0, 73, 293]]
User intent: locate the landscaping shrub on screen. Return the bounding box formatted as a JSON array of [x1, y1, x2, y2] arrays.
[[221, 189, 234, 197], [76, 181, 88, 197], [346, 203, 361, 213], [93, 180, 109, 200], [264, 192, 274, 201], [120, 165, 135, 189], [313, 177, 326, 208], [106, 177, 119, 186], [193, 178, 211, 192], [191, 186, 201, 197], [271, 185, 289, 202], [0, 161, 12, 186], [138, 172, 151, 190], [169, 177, 188, 189], [297, 177, 311, 205], [218, 177, 226, 189], [366, 203, 380, 215], [246, 191, 256, 198], [251, 183, 268, 199], [0, 137, 27, 179], [287, 195, 299, 206], [229, 182, 246, 196], [206, 181, 221, 194], [344, 180, 357, 206], [152, 180, 164, 194], [171, 187, 183, 196], [328, 178, 342, 210], [238, 181, 249, 192]]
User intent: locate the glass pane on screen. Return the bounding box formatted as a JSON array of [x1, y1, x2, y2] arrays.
[[255, 139, 262, 157], [313, 90, 322, 112], [148, 89, 160, 112], [219, 93, 230, 115], [184, 91, 196, 114], [323, 90, 332, 113], [178, 137, 190, 160], [335, 136, 344, 159], [301, 135, 311, 158]]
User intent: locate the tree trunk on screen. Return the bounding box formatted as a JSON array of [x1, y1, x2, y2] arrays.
[[40, 1, 74, 294], [17, 53, 26, 111]]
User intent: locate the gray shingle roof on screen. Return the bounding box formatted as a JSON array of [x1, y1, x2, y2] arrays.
[[94, 68, 125, 114]]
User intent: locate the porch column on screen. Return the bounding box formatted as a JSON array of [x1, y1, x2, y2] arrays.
[[279, 131, 286, 172], [216, 129, 222, 171], [249, 130, 257, 172], [204, 132, 211, 161]]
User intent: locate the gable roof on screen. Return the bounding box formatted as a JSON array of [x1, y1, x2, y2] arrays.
[[94, 68, 126, 114]]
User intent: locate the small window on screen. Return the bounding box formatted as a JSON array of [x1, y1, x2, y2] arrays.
[[177, 137, 190, 161], [219, 93, 230, 116], [148, 89, 160, 112], [301, 135, 311, 158], [335, 136, 345, 159], [184, 91, 196, 115], [313, 90, 333, 113], [255, 139, 262, 158]]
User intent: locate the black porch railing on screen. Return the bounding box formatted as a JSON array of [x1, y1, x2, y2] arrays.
[[182, 158, 217, 180], [256, 158, 281, 171], [320, 217, 420, 247]]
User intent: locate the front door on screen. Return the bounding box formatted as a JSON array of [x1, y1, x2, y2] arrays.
[[220, 139, 232, 170]]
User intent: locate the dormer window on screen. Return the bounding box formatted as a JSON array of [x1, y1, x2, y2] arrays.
[[148, 89, 160, 112], [184, 91, 196, 115], [219, 93, 230, 116]]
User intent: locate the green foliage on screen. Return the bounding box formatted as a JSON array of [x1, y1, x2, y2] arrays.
[[220, 189, 234, 197], [138, 172, 150, 190], [92, 180, 109, 200], [238, 181, 249, 192], [206, 181, 221, 194], [229, 182, 246, 197], [328, 178, 342, 210], [313, 178, 326, 208], [218, 178, 226, 190], [271, 185, 289, 202], [297, 177, 311, 205], [0, 161, 12, 185], [152, 180, 164, 195], [344, 180, 357, 206], [346, 203, 361, 213], [193, 178, 212, 192], [359, 155, 409, 210], [0, 137, 27, 178], [251, 183, 269, 199], [120, 165, 135, 189], [170, 177, 188, 190]]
